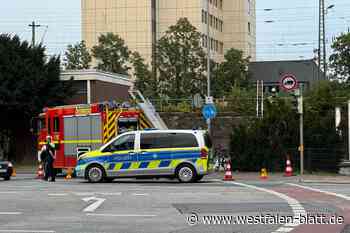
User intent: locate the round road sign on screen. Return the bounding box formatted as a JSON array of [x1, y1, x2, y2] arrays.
[[202, 104, 217, 120], [280, 74, 298, 91]]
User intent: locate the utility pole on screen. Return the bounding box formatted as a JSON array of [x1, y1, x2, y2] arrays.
[[318, 0, 327, 79], [206, 0, 212, 134], [299, 93, 304, 176], [28, 21, 41, 47]]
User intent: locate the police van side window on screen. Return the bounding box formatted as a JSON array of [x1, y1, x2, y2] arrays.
[[140, 133, 172, 149], [171, 133, 198, 148], [104, 134, 135, 152]]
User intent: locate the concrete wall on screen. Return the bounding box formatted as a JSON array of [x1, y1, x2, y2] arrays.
[[159, 112, 243, 149]]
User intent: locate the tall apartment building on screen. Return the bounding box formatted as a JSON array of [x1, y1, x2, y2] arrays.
[[82, 0, 256, 67]]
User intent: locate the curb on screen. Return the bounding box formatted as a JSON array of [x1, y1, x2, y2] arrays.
[[299, 179, 350, 184]]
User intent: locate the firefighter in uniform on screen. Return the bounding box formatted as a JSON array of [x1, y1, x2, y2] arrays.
[[40, 136, 56, 182]]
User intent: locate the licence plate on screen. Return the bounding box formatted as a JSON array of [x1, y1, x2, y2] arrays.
[[0, 169, 7, 173]]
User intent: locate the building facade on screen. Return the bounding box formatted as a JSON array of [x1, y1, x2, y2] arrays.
[[61, 69, 134, 104], [82, 0, 256, 66]]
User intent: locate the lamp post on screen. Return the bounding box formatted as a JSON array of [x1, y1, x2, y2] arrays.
[[206, 0, 211, 134]]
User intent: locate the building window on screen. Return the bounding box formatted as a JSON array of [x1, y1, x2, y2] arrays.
[[209, 14, 213, 27], [248, 0, 251, 15], [202, 35, 208, 48], [220, 20, 223, 32], [219, 0, 223, 9], [248, 22, 251, 35], [210, 38, 214, 50], [202, 10, 206, 23], [214, 0, 217, 8], [219, 42, 224, 54]]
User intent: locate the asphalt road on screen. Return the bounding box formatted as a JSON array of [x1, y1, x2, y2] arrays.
[[0, 175, 350, 233]]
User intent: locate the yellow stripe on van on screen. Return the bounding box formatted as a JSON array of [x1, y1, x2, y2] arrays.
[[130, 162, 141, 170], [114, 163, 123, 171], [170, 159, 182, 168], [148, 160, 161, 169]]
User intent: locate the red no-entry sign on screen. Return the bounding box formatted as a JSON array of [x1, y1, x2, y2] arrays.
[[280, 74, 298, 91]]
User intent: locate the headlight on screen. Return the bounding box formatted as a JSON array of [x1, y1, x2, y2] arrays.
[[8, 162, 13, 167]]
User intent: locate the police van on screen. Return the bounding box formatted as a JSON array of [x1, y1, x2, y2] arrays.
[[75, 130, 212, 183]]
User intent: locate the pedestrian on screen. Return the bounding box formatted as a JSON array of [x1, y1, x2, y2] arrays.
[[40, 136, 56, 182]]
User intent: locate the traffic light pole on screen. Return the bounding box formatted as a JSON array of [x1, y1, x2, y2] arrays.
[[299, 92, 304, 176]]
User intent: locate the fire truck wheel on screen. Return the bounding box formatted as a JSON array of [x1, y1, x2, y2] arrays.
[[87, 165, 105, 183]]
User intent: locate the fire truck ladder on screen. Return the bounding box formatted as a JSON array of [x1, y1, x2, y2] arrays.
[[129, 90, 168, 130]]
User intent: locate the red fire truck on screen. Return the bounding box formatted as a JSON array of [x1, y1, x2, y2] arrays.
[[35, 92, 167, 172]]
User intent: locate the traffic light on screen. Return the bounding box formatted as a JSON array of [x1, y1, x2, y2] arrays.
[[291, 95, 303, 114]]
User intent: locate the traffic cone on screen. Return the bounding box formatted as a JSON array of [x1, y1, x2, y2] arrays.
[[285, 158, 293, 177], [223, 161, 234, 181], [260, 168, 268, 180], [36, 164, 44, 179], [65, 168, 73, 180], [11, 168, 16, 177]]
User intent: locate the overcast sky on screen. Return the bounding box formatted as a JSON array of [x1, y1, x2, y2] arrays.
[[0, 0, 349, 61]]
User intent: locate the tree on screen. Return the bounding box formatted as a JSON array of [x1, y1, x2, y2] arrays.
[[0, 34, 74, 161], [212, 48, 250, 97], [92, 33, 131, 75], [64, 40, 92, 70], [329, 32, 350, 82], [130, 52, 156, 97], [156, 18, 207, 98]]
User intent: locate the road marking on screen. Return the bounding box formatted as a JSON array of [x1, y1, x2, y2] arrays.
[[0, 212, 22, 215], [73, 192, 94, 196], [82, 197, 106, 212], [86, 213, 157, 217], [287, 183, 350, 201], [0, 230, 55, 233], [96, 192, 122, 196], [230, 182, 306, 233], [132, 193, 149, 196]]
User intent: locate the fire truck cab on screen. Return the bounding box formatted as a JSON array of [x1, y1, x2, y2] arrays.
[[36, 102, 156, 171]]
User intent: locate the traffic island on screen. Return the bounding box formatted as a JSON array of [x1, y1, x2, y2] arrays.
[[338, 160, 350, 176]]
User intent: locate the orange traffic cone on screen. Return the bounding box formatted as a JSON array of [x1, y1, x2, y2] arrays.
[[285, 158, 293, 177], [223, 161, 234, 181], [260, 168, 268, 180], [36, 164, 44, 179], [65, 168, 73, 180], [11, 168, 16, 177]]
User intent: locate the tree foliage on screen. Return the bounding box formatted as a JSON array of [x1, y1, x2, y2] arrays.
[[212, 49, 250, 97], [156, 18, 207, 98], [92, 33, 131, 75], [230, 81, 346, 172], [0, 34, 75, 160], [130, 51, 156, 97], [330, 32, 350, 81], [64, 40, 92, 70]]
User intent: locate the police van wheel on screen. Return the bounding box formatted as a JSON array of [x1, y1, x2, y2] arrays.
[[87, 165, 104, 183], [176, 165, 196, 183]]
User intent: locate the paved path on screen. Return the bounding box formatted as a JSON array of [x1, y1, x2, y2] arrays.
[[1, 174, 350, 233]]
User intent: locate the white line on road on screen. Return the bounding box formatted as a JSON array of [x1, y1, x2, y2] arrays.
[[230, 181, 306, 233], [132, 193, 149, 196], [82, 197, 106, 212], [0, 192, 18, 194], [86, 213, 157, 217], [287, 183, 350, 201], [96, 192, 122, 196], [0, 230, 55, 233], [0, 212, 22, 215]]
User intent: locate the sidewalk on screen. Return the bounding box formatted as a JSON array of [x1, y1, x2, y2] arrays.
[[208, 171, 350, 184]]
